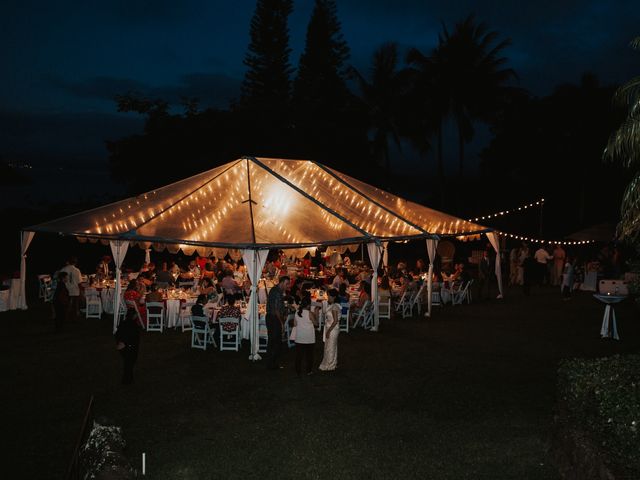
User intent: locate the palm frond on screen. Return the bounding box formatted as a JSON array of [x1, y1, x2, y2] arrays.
[[612, 75, 640, 108], [604, 116, 640, 167], [618, 171, 640, 239]]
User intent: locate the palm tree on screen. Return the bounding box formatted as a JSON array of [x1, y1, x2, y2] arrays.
[[440, 15, 517, 178], [349, 42, 406, 179], [407, 15, 516, 187], [604, 37, 640, 239]]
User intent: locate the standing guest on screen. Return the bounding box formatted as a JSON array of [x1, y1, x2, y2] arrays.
[[552, 245, 566, 286], [561, 257, 575, 300], [522, 252, 537, 296], [115, 308, 141, 385], [534, 246, 553, 285], [155, 262, 175, 288], [293, 294, 318, 376], [509, 247, 520, 286], [319, 289, 341, 372], [60, 257, 82, 320], [96, 256, 111, 279], [517, 243, 529, 286], [477, 251, 493, 300], [265, 276, 290, 370], [52, 271, 70, 332]]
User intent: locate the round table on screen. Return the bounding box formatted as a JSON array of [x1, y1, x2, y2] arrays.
[[593, 294, 626, 340]]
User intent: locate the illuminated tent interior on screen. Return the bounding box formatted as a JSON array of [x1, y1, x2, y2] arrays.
[[20, 157, 502, 357]]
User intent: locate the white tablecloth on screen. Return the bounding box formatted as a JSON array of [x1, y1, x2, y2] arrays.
[[165, 299, 182, 328]]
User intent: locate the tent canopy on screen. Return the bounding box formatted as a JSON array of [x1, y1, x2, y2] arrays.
[[25, 157, 490, 254]]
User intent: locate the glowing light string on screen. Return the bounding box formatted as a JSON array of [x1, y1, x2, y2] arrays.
[[467, 198, 545, 222]]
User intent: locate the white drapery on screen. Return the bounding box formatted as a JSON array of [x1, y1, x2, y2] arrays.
[[242, 249, 269, 360], [426, 238, 438, 317], [367, 241, 383, 331], [18, 231, 35, 310], [110, 240, 130, 333], [382, 242, 389, 269], [486, 232, 504, 299], [144, 248, 151, 265]]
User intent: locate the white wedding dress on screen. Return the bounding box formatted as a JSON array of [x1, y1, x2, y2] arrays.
[[319, 303, 341, 371]]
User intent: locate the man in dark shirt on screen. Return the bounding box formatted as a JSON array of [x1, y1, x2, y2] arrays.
[[265, 275, 290, 370], [115, 309, 141, 385]]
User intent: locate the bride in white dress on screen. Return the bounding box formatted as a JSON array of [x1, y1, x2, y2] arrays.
[[319, 289, 342, 371]]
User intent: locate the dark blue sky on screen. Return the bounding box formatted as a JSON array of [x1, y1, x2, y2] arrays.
[[1, 0, 639, 172]]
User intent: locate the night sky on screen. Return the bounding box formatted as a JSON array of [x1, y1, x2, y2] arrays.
[[1, 0, 639, 185]]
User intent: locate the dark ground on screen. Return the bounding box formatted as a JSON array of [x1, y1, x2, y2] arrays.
[[1, 286, 638, 480]]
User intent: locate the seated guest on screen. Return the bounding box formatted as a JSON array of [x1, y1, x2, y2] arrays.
[[155, 262, 175, 287], [379, 275, 391, 302], [202, 262, 215, 280], [218, 297, 242, 332], [220, 270, 240, 298], [331, 269, 349, 290], [188, 260, 201, 277], [191, 294, 208, 318], [169, 261, 181, 277], [146, 284, 163, 303], [337, 283, 349, 304], [199, 277, 219, 302], [139, 262, 156, 286], [350, 282, 370, 325]]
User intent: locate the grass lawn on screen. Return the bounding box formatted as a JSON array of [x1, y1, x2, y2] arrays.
[[2, 286, 639, 479]]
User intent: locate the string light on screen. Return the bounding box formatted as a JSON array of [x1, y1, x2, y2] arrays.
[[494, 229, 595, 246], [467, 198, 545, 222]]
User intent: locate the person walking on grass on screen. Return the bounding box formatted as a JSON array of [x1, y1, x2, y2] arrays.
[[265, 275, 290, 370], [115, 308, 141, 385], [292, 294, 317, 376], [319, 289, 341, 372], [52, 271, 69, 332]]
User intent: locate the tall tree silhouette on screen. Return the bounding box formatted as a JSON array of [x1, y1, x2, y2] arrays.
[[293, 0, 350, 116], [439, 15, 516, 179], [350, 43, 406, 180], [240, 0, 294, 116]]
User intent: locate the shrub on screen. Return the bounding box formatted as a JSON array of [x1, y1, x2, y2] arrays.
[[558, 355, 640, 475]]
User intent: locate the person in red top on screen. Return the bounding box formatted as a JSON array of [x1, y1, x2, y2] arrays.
[[124, 282, 147, 327]]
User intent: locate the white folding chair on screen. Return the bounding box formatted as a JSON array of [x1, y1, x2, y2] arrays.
[[452, 281, 473, 305], [431, 291, 442, 308], [178, 280, 195, 290], [85, 288, 102, 319], [191, 316, 216, 350], [378, 296, 391, 320], [145, 302, 164, 332], [352, 300, 373, 329], [258, 316, 268, 353], [179, 300, 195, 332], [284, 313, 296, 348], [219, 317, 240, 351], [339, 303, 350, 333], [38, 275, 52, 301], [395, 291, 407, 312], [125, 300, 144, 327], [401, 290, 418, 318]]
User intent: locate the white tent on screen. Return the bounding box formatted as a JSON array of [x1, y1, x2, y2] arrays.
[[22, 157, 502, 354]]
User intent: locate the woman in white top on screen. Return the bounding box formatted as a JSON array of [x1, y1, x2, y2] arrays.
[[293, 294, 318, 376], [319, 288, 341, 371]]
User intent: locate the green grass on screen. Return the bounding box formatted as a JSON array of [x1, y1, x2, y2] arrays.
[[2, 287, 639, 479]]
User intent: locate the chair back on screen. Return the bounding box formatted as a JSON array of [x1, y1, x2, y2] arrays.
[[145, 301, 164, 332]]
